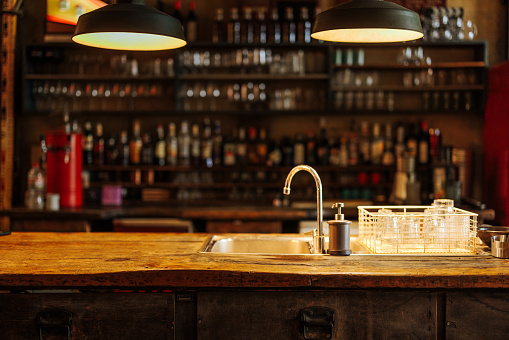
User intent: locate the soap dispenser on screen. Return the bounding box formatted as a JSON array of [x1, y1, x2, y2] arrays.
[[328, 203, 351, 256]]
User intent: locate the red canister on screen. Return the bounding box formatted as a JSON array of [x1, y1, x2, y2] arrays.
[[45, 131, 83, 207]]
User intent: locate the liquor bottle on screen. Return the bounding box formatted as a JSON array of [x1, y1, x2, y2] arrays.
[[347, 121, 359, 166], [236, 127, 248, 166], [242, 7, 254, 44], [316, 120, 330, 166], [93, 122, 105, 166], [178, 120, 191, 166], [223, 128, 237, 166], [281, 137, 293, 166], [382, 123, 395, 166], [129, 119, 143, 165], [418, 120, 430, 165], [370, 122, 384, 165], [394, 122, 406, 158], [358, 121, 370, 165], [118, 130, 130, 166], [247, 127, 258, 165], [406, 122, 418, 158], [293, 133, 305, 165], [283, 7, 296, 44], [202, 119, 214, 168], [190, 123, 201, 166], [212, 8, 224, 43], [186, 1, 198, 42], [82, 120, 94, 166], [105, 134, 118, 165], [172, 0, 183, 23], [141, 132, 154, 165], [154, 123, 166, 166], [256, 9, 267, 44], [298, 7, 312, 43], [256, 128, 268, 165], [267, 139, 282, 167], [227, 8, 241, 44], [306, 129, 317, 165], [26, 162, 46, 210], [212, 120, 223, 166], [268, 8, 281, 44], [166, 122, 178, 166]]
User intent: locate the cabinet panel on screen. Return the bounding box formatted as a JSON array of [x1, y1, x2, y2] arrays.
[[197, 290, 437, 339], [446, 291, 509, 340], [0, 292, 175, 340]]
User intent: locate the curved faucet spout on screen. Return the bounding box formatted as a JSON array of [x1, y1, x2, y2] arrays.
[[283, 165, 324, 254]]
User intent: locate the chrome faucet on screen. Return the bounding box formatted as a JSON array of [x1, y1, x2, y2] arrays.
[[283, 165, 324, 254]]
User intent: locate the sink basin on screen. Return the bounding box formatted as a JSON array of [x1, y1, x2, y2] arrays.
[[199, 235, 370, 255]]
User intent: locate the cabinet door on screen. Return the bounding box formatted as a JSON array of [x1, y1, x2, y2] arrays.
[[0, 292, 174, 340], [446, 291, 509, 340], [197, 290, 437, 339]]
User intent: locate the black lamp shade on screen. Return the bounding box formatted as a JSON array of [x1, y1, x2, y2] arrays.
[[311, 0, 423, 43], [72, 2, 187, 51]]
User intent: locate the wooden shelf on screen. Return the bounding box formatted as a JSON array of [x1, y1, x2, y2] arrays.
[[179, 73, 329, 81], [333, 61, 486, 70]]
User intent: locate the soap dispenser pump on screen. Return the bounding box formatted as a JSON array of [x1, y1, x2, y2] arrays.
[[328, 202, 351, 256]]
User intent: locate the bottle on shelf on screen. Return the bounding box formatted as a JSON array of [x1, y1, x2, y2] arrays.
[[236, 127, 248, 166], [223, 128, 237, 166], [418, 120, 430, 165], [406, 122, 418, 158], [370, 122, 384, 165], [256, 8, 267, 44], [394, 122, 406, 158], [172, 0, 183, 23], [186, 1, 198, 42], [298, 7, 312, 43], [105, 133, 118, 165], [166, 122, 178, 166], [93, 122, 105, 166], [82, 120, 94, 166], [212, 120, 223, 166], [283, 7, 296, 44], [316, 119, 330, 166], [154, 123, 166, 166], [129, 119, 143, 165], [293, 132, 305, 165], [118, 130, 130, 166], [227, 8, 241, 44], [256, 128, 268, 165], [306, 129, 317, 165], [178, 120, 191, 166], [141, 132, 154, 165], [247, 127, 258, 165], [201, 119, 214, 168], [25, 162, 46, 210], [190, 123, 201, 166], [242, 7, 254, 44], [212, 8, 225, 43], [358, 121, 370, 165], [382, 123, 395, 166], [268, 7, 281, 44]]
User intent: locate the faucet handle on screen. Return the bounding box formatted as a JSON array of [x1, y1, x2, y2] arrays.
[[332, 202, 344, 221]]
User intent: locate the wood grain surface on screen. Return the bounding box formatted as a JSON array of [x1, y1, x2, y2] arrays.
[[0, 232, 508, 290]]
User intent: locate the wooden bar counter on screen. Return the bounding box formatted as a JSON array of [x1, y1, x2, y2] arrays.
[[1, 232, 509, 339]]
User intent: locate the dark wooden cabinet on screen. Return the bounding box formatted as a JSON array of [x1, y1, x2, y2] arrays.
[[197, 291, 438, 339], [0, 293, 175, 340]]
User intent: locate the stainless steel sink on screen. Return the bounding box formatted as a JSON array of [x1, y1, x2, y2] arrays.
[[199, 235, 370, 255]]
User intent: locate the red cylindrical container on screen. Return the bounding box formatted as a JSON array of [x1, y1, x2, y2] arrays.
[[46, 131, 83, 208]]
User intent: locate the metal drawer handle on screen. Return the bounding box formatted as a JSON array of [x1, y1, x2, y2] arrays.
[[300, 306, 335, 340], [36, 309, 72, 340]]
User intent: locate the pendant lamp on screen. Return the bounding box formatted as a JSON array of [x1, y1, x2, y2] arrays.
[[311, 0, 423, 43], [72, 0, 186, 51]]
